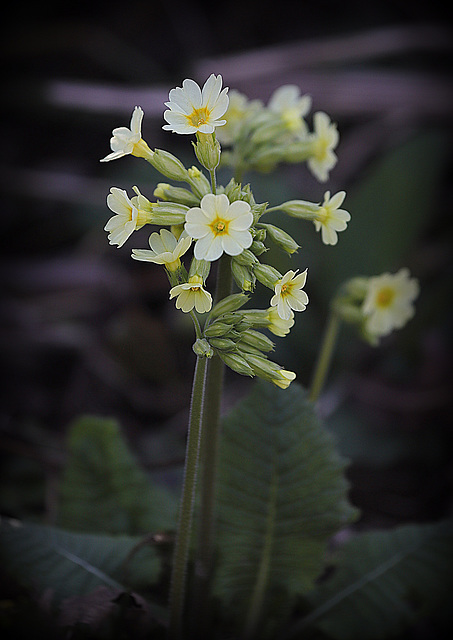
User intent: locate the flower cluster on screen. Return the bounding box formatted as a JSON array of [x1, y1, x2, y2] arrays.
[[100, 74, 417, 388], [216, 85, 339, 182]]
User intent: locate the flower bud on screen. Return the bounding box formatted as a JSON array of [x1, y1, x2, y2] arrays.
[[276, 200, 320, 219], [149, 202, 189, 225], [222, 178, 243, 202], [188, 258, 211, 282], [253, 263, 282, 289], [192, 338, 214, 358], [281, 140, 312, 163], [149, 149, 189, 181], [154, 183, 200, 207], [204, 322, 233, 338], [233, 249, 258, 267], [218, 351, 255, 377], [187, 166, 211, 199], [208, 337, 237, 352], [210, 293, 249, 320], [258, 223, 299, 254], [239, 329, 275, 352], [193, 133, 221, 171], [250, 240, 268, 256], [231, 261, 255, 292]]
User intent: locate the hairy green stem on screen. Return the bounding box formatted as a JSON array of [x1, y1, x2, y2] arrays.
[[309, 310, 341, 403], [168, 354, 209, 639], [192, 254, 232, 629]]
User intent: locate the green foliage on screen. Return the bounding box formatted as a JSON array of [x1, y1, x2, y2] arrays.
[[0, 517, 164, 616], [295, 519, 453, 639], [214, 381, 358, 635], [57, 415, 177, 535]]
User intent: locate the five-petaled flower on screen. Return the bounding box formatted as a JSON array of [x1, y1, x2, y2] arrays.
[[169, 275, 213, 314], [268, 85, 312, 134], [362, 268, 419, 339], [131, 229, 192, 272], [104, 187, 151, 247], [100, 106, 152, 162], [185, 193, 253, 262], [163, 74, 229, 135], [270, 269, 309, 321], [307, 111, 339, 182], [314, 191, 350, 246]]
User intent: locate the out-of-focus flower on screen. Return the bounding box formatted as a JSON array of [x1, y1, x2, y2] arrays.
[[163, 74, 229, 135], [307, 111, 339, 182], [362, 269, 419, 339], [185, 193, 253, 261], [268, 85, 312, 133]]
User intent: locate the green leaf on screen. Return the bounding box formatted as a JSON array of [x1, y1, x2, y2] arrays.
[[214, 381, 358, 635], [295, 519, 453, 639], [57, 415, 176, 535], [0, 517, 165, 619]]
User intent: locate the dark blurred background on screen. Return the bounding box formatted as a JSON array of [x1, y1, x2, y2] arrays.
[[1, 1, 453, 531]]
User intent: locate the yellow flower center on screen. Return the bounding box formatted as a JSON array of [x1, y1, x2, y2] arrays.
[[188, 107, 210, 128], [313, 137, 329, 161], [211, 218, 229, 236], [376, 286, 395, 308]]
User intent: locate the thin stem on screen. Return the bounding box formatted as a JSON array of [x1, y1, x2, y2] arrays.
[[209, 168, 217, 195], [168, 354, 209, 639], [309, 310, 341, 403], [191, 254, 232, 630]]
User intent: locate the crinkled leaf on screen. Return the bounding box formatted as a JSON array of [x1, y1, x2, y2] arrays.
[[57, 415, 177, 535], [296, 519, 453, 639], [214, 381, 358, 633], [0, 517, 165, 622]]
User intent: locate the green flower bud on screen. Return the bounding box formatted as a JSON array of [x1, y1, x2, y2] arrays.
[[187, 166, 211, 199], [218, 312, 245, 325], [208, 337, 237, 352], [250, 240, 268, 256], [154, 183, 200, 207], [204, 322, 233, 338], [222, 178, 243, 202], [210, 293, 249, 320], [231, 261, 255, 293], [188, 258, 211, 282], [275, 199, 320, 219], [254, 228, 267, 243], [150, 149, 189, 181], [218, 351, 255, 377], [193, 133, 221, 171], [258, 223, 299, 254], [253, 263, 282, 289], [239, 329, 275, 352], [192, 338, 214, 358], [149, 201, 189, 225], [233, 249, 258, 267]]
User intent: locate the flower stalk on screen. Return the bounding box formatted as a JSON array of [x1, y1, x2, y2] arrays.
[[168, 354, 209, 639], [309, 310, 341, 403]]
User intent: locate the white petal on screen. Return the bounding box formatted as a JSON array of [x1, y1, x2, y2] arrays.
[[184, 222, 210, 239], [194, 234, 223, 261], [182, 78, 202, 108], [221, 234, 243, 256], [130, 106, 144, 135]]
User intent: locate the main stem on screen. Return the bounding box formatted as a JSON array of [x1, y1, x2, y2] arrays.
[[309, 310, 340, 403], [192, 254, 232, 627], [168, 354, 209, 639]]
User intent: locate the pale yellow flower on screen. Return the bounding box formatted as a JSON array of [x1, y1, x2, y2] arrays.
[[104, 187, 151, 247], [131, 229, 192, 271], [163, 74, 229, 135], [314, 191, 350, 245], [307, 111, 339, 182], [362, 269, 419, 338], [216, 89, 263, 144], [272, 369, 297, 389], [265, 306, 295, 337], [268, 85, 311, 133], [169, 275, 212, 313], [185, 193, 253, 262], [270, 269, 309, 321], [100, 107, 152, 162]]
